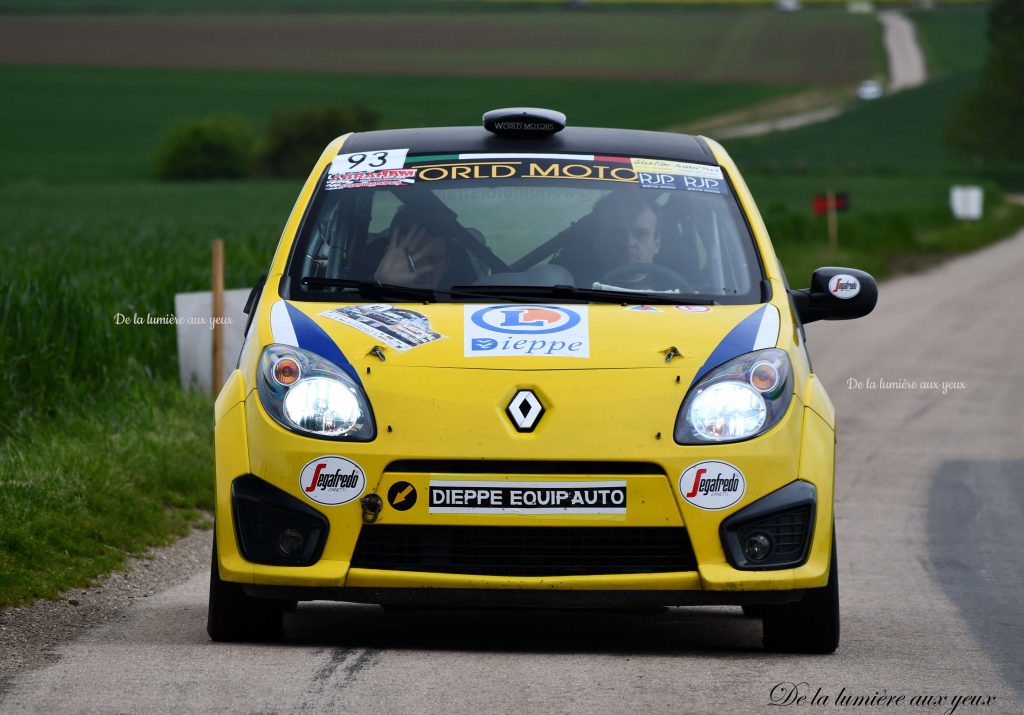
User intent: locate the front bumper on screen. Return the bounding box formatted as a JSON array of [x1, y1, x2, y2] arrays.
[[214, 368, 836, 599]]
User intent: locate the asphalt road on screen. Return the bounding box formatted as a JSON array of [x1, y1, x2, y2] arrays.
[[3, 232, 1024, 714]]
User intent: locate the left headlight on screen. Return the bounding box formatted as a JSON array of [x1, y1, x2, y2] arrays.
[[675, 348, 793, 444], [258, 344, 375, 440]]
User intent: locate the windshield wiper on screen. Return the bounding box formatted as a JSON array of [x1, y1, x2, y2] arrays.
[[300, 277, 526, 303], [449, 284, 716, 306], [301, 277, 439, 302]]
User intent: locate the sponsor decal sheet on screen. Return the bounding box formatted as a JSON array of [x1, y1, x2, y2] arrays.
[[321, 150, 729, 194], [321, 304, 443, 351]]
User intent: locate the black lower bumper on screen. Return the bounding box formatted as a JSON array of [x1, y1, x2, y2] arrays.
[[242, 585, 804, 609]]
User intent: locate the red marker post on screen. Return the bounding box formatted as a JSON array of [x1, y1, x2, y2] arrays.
[[812, 191, 849, 250]]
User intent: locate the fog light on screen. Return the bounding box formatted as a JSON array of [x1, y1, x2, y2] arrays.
[[743, 533, 773, 561], [278, 529, 305, 556]]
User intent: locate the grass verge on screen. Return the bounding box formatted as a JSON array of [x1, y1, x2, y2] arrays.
[[0, 181, 291, 606], [764, 193, 1024, 285], [0, 390, 213, 605]]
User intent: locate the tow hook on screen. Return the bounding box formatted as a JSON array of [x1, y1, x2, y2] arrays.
[[360, 494, 383, 523]]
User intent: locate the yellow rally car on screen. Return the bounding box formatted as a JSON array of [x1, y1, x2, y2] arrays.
[[208, 108, 877, 653]]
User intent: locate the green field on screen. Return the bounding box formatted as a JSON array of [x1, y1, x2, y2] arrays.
[[727, 72, 982, 174], [0, 65, 795, 184], [910, 4, 990, 73]]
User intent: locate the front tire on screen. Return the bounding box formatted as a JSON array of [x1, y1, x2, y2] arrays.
[[762, 534, 839, 654], [207, 535, 284, 643]]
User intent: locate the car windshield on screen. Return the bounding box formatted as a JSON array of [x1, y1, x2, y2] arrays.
[[286, 152, 763, 304]]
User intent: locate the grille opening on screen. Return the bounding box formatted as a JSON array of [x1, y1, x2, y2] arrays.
[[351, 525, 697, 577]]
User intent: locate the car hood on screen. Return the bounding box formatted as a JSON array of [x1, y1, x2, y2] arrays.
[[269, 300, 782, 381]]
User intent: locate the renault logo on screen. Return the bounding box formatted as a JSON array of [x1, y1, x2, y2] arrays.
[[506, 390, 544, 433]]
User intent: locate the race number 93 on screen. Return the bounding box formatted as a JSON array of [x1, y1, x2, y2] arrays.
[[330, 149, 409, 174]]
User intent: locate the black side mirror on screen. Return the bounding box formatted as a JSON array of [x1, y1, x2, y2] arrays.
[[790, 267, 877, 324]]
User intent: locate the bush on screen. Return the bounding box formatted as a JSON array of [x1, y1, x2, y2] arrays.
[[154, 114, 256, 180], [257, 105, 378, 178]]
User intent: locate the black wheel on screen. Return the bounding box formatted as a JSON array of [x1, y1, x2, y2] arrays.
[[762, 534, 839, 654], [207, 535, 284, 643], [742, 604, 766, 618]]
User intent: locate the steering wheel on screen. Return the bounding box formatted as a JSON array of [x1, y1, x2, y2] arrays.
[[598, 263, 696, 293]]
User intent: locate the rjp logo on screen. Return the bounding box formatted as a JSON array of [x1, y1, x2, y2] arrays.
[[471, 305, 580, 335]]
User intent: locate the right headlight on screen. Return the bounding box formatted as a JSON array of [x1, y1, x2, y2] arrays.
[[257, 344, 375, 440], [675, 348, 793, 444]]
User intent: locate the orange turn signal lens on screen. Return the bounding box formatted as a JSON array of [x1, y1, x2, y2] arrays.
[[273, 357, 301, 386], [749, 361, 780, 393]]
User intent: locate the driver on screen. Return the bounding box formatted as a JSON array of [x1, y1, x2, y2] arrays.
[[555, 192, 669, 289], [593, 193, 661, 287]]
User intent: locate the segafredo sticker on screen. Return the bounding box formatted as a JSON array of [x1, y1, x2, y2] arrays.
[[678, 461, 745, 510], [299, 456, 366, 506], [828, 274, 861, 300]]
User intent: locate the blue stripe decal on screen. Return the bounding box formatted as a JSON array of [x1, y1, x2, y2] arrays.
[[283, 302, 363, 387], [689, 305, 766, 388]]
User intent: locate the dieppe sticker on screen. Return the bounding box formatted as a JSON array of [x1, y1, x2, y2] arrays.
[[321, 304, 443, 351], [464, 304, 589, 358], [299, 456, 366, 506], [429, 480, 626, 514], [631, 158, 724, 180], [678, 461, 745, 510], [827, 274, 861, 300], [637, 172, 726, 194]]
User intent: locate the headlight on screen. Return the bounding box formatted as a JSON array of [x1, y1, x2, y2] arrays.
[[258, 344, 375, 440], [675, 348, 792, 444]]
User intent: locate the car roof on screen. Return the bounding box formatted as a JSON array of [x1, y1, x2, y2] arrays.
[[340, 126, 718, 165]]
